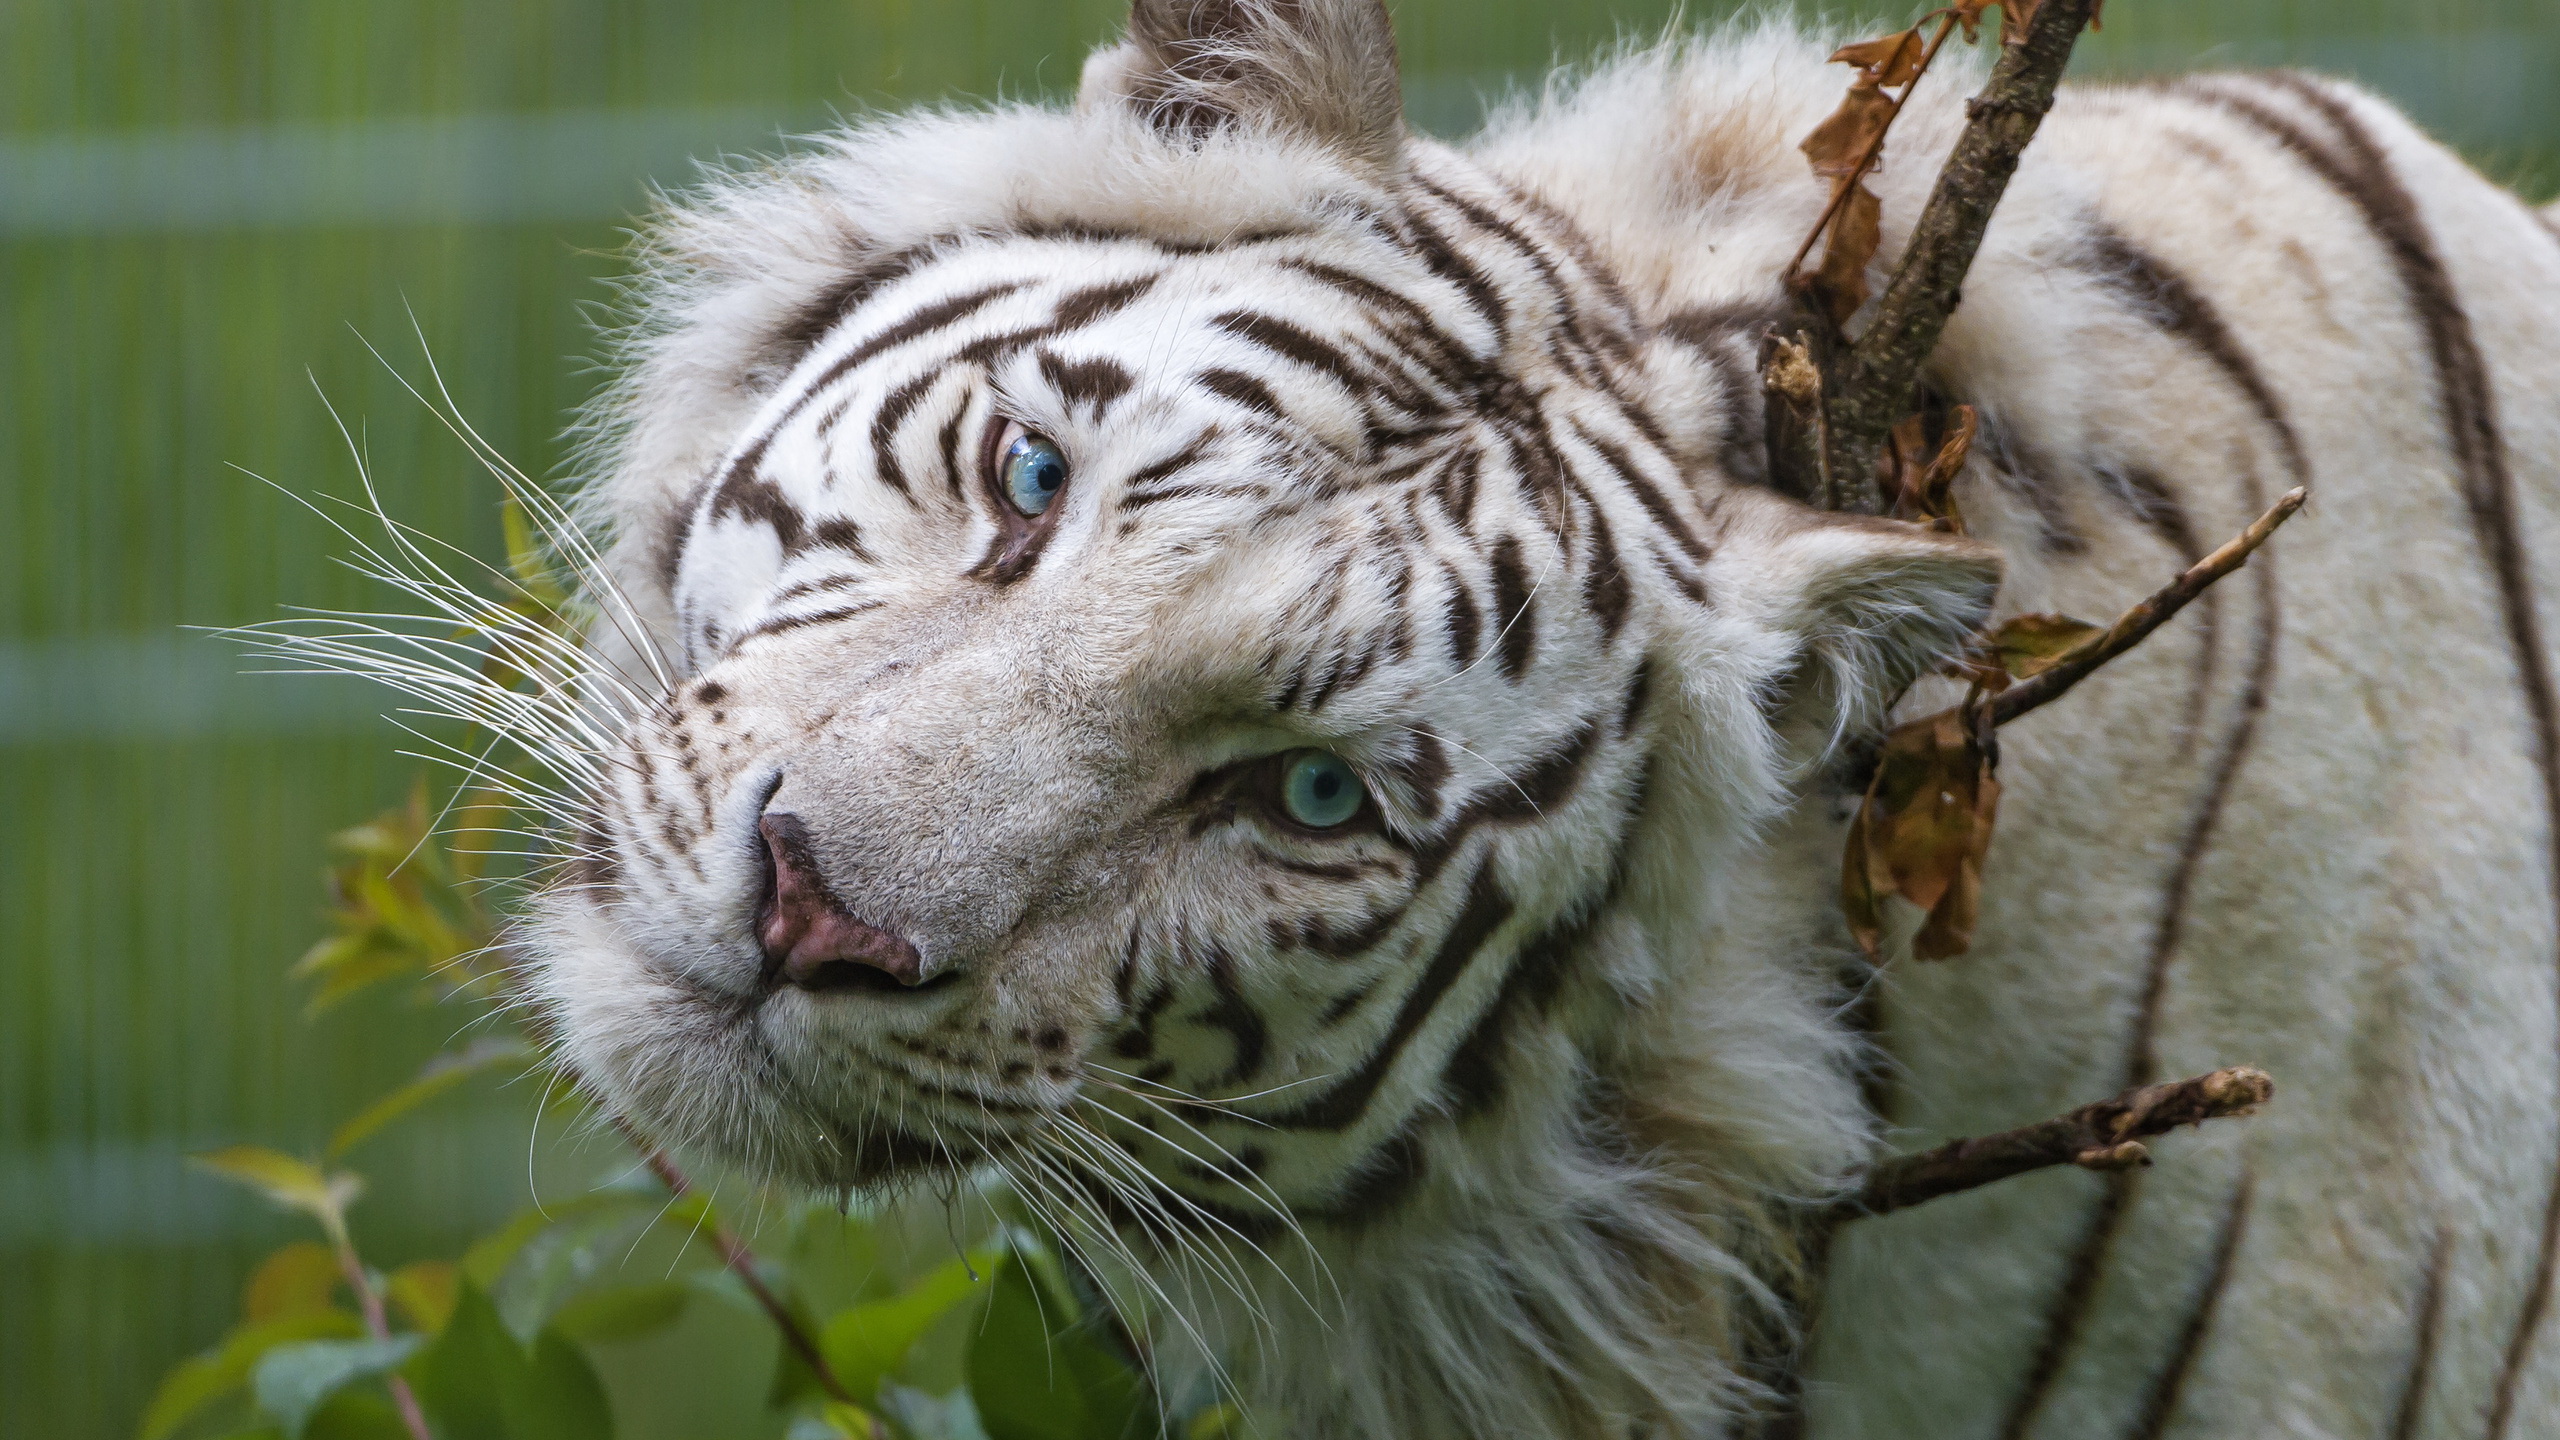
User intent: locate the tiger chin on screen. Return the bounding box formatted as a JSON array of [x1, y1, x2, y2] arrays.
[[512, 3, 2560, 1437]]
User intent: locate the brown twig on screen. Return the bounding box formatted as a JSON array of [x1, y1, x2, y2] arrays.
[[1832, 1066, 2274, 1223], [620, 1126, 856, 1406], [1992, 487, 2305, 726], [1765, 0, 2106, 513], [330, 1233, 436, 1440], [1783, 13, 1965, 283]]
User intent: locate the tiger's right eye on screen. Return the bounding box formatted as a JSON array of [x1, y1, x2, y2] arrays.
[[994, 423, 1069, 517], [1280, 750, 1366, 829]]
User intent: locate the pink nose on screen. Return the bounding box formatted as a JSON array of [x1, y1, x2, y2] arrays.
[[755, 812, 924, 989]]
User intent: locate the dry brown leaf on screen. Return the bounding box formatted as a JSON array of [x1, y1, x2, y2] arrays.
[[1829, 28, 1926, 89], [1841, 705, 2001, 960], [1919, 405, 1977, 509], [1801, 80, 1897, 180], [1809, 182, 1884, 326], [1988, 612, 2103, 678], [1878, 404, 1978, 531], [1951, 0, 2051, 44]]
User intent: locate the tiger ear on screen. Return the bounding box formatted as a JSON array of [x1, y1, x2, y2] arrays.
[[1080, 0, 1405, 177], [1704, 492, 2005, 734]]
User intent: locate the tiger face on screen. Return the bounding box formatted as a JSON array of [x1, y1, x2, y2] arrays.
[[532, 0, 1998, 1247]]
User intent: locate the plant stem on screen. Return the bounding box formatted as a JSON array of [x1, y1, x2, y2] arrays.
[[1991, 488, 2305, 726], [1832, 1066, 2274, 1222], [621, 1129, 857, 1406], [331, 1235, 436, 1440]]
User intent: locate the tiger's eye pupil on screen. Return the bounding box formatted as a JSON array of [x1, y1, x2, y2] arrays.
[[1280, 750, 1365, 829], [1000, 433, 1069, 517]]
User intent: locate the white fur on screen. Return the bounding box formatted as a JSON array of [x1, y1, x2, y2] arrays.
[[463, 9, 2560, 1438]]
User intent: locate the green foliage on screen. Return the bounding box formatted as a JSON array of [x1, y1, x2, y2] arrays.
[[154, 785, 1256, 1440]]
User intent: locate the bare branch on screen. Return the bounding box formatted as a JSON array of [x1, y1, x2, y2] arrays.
[[1992, 487, 2305, 726], [621, 1125, 857, 1407], [1764, 0, 2107, 512], [1832, 1066, 2274, 1223]]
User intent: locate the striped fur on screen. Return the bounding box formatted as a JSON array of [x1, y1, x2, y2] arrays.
[[508, 6, 2560, 1436]]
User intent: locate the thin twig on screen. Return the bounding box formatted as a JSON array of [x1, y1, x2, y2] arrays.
[[1833, 1065, 2274, 1223], [621, 1127, 856, 1406], [332, 1233, 436, 1440], [1992, 487, 2305, 726], [1784, 12, 1965, 283]]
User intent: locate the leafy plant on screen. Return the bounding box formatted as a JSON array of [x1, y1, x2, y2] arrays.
[[154, 756, 1243, 1440]]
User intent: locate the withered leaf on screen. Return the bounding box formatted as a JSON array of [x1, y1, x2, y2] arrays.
[[1841, 706, 2001, 961], [1878, 404, 1977, 532], [1988, 612, 2103, 678], [1829, 28, 1926, 89], [1800, 80, 1897, 180], [1919, 404, 1978, 511], [1809, 181, 1883, 326]]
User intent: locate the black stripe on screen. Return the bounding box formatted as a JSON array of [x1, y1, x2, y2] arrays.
[[1259, 864, 1514, 1132], [1578, 487, 1633, 642], [1038, 351, 1136, 415], [2196, 76, 2560, 1434], [1997, 1172, 2135, 1440], [2000, 473, 2283, 1437], [2389, 1229, 2453, 1440], [1199, 947, 1267, 1089], [1570, 417, 1710, 562], [2124, 1172, 2254, 1440], [2078, 221, 2310, 483], [708, 467, 805, 552], [1198, 368, 1285, 420], [823, 279, 1030, 397], [869, 371, 937, 498], [1397, 205, 1509, 340], [1213, 309, 1372, 393], [1050, 272, 1160, 330], [1489, 534, 1538, 681], [1443, 848, 1628, 1119]]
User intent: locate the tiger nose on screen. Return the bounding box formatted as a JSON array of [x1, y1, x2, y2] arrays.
[[754, 811, 926, 989]]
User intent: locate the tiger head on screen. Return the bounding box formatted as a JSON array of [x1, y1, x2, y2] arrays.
[[532, 0, 1995, 1301]]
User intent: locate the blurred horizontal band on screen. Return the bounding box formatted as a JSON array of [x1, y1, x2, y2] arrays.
[[0, 635, 396, 740], [0, 106, 798, 235], [1, 38, 2542, 237]]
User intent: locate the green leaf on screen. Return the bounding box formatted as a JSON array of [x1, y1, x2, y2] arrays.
[[405, 1278, 614, 1440], [251, 1336, 424, 1440], [822, 1250, 995, 1402], [386, 1261, 460, 1337], [877, 1385, 993, 1440], [191, 1148, 362, 1245], [138, 1313, 364, 1440], [303, 1388, 420, 1440], [461, 1190, 655, 1292], [550, 1282, 689, 1344], [245, 1243, 346, 1324], [328, 1037, 535, 1159], [966, 1255, 1148, 1440]]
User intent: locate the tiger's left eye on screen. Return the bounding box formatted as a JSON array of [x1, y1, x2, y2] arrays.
[[1280, 750, 1366, 829], [996, 425, 1069, 517]]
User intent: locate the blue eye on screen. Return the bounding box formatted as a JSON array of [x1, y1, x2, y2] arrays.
[[1280, 750, 1366, 829], [999, 430, 1069, 517]]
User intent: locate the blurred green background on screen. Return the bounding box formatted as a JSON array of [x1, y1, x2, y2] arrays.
[[3, 1, 2551, 1435]]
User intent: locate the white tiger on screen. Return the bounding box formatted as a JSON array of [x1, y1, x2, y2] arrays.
[[487, 3, 2560, 1436]]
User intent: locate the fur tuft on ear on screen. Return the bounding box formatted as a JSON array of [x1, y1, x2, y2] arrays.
[[1080, 0, 1405, 176], [1708, 490, 2004, 740]]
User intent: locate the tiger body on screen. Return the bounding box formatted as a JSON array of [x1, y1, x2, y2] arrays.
[[517, 6, 2560, 1437]]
